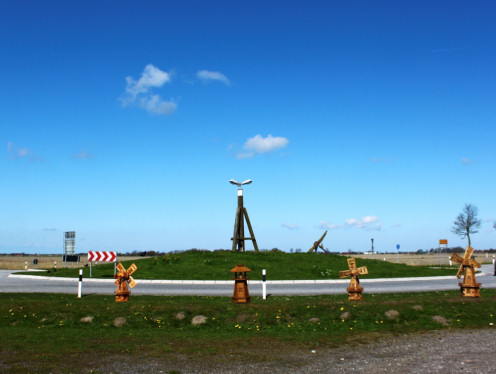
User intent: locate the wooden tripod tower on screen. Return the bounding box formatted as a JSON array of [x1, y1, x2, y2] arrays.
[[450, 246, 481, 297], [230, 179, 258, 252]]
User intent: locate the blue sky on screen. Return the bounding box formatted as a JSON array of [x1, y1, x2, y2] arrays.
[[1, 1, 495, 254]]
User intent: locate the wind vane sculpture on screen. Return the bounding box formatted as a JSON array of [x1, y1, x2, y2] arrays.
[[114, 263, 138, 302], [230, 179, 259, 252], [308, 231, 328, 253], [450, 246, 481, 297], [339, 258, 368, 300]]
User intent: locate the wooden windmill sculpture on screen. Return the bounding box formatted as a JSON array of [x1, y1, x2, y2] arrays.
[[339, 258, 368, 300], [450, 246, 481, 297], [114, 263, 138, 302]]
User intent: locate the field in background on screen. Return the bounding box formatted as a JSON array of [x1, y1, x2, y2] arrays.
[[0, 255, 142, 270], [355, 252, 495, 266]]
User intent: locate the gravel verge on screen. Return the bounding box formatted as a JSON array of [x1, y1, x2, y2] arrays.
[[74, 328, 496, 374]]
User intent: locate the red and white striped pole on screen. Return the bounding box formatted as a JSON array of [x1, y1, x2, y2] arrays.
[[78, 269, 83, 298]]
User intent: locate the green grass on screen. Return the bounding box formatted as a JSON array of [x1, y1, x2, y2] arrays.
[[27, 250, 456, 280], [1, 291, 495, 373]]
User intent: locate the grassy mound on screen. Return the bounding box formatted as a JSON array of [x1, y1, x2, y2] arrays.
[[34, 250, 455, 280]]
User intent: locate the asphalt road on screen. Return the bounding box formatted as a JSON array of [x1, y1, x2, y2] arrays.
[[1, 265, 496, 296]]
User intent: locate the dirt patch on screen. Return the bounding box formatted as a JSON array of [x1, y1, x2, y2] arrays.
[[432, 315, 449, 326], [113, 317, 127, 327], [385, 309, 399, 320]]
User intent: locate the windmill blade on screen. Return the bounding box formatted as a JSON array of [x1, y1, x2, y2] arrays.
[[347, 258, 356, 271], [116, 263, 126, 273], [450, 253, 464, 264], [128, 276, 137, 288], [463, 246, 474, 260], [357, 266, 368, 275], [456, 265, 464, 279], [339, 270, 352, 279], [127, 263, 138, 276]]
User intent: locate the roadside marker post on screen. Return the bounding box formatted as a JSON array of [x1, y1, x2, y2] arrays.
[[24, 261, 27, 270], [262, 269, 267, 300], [78, 269, 83, 298]]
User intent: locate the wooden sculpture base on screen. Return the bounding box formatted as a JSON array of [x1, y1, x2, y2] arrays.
[[115, 282, 130, 302], [347, 286, 364, 301], [115, 293, 129, 302], [459, 283, 481, 298], [232, 278, 250, 303]]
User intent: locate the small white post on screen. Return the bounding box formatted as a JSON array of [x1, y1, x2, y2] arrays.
[[78, 269, 83, 298], [24, 261, 28, 270], [449, 256, 452, 266], [383, 257, 386, 261], [492, 255, 495, 265], [262, 269, 266, 300], [54, 261, 57, 270]]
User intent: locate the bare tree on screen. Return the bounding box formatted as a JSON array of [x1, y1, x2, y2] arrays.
[[451, 204, 481, 247]]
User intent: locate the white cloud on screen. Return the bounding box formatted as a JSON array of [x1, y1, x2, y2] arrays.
[[197, 70, 231, 85], [243, 134, 289, 155], [125, 64, 171, 99], [281, 223, 300, 230], [121, 64, 176, 116], [345, 216, 381, 230], [140, 94, 177, 115], [7, 142, 42, 162], [317, 221, 341, 230], [461, 158, 473, 165]]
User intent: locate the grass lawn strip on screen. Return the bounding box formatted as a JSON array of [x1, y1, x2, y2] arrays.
[[1, 290, 496, 373]]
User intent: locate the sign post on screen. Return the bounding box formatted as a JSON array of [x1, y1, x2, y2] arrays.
[[396, 244, 400, 263], [439, 239, 448, 265], [87, 251, 117, 278]]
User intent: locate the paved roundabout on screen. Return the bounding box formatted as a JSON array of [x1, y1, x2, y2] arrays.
[[1, 265, 495, 296]]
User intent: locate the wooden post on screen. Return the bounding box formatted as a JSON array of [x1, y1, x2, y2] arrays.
[[243, 208, 259, 252], [231, 188, 258, 252]]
